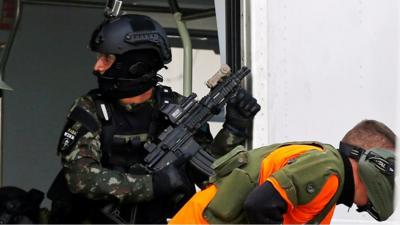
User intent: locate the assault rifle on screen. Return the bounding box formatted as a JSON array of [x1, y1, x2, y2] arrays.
[[144, 66, 251, 176], [101, 66, 250, 224]]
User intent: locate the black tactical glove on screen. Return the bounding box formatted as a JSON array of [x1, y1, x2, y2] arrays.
[[152, 163, 191, 198], [224, 88, 261, 136]]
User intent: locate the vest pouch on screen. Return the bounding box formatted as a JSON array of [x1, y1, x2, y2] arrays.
[[206, 168, 256, 223], [271, 148, 343, 206], [211, 145, 248, 178]]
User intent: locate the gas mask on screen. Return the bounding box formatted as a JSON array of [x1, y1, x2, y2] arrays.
[[339, 142, 395, 221]]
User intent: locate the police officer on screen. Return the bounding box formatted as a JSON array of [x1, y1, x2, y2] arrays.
[[170, 120, 396, 224], [47, 14, 260, 224]]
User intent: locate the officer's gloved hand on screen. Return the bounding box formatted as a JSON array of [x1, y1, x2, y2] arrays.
[[224, 88, 261, 136], [152, 163, 191, 198]]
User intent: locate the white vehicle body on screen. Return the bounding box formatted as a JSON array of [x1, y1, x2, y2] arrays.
[[245, 0, 398, 224], [0, 0, 397, 223]]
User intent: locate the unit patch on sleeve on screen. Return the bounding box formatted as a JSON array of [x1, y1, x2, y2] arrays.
[[60, 128, 77, 151], [57, 120, 89, 154]]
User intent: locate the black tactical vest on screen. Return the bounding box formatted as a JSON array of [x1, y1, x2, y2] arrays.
[[89, 85, 174, 169], [89, 85, 195, 224]]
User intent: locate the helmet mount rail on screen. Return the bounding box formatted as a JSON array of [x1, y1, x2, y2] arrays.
[[124, 31, 171, 63], [90, 14, 172, 64]]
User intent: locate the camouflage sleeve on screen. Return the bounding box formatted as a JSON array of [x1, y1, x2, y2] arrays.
[[59, 96, 154, 203], [207, 128, 246, 158]]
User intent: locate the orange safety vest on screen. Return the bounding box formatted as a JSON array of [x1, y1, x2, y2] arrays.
[[170, 143, 344, 224]]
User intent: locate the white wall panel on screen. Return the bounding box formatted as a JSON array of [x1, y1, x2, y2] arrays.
[[251, 0, 397, 223]]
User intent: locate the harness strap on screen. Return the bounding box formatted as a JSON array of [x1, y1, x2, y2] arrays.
[[148, 85, 175, 140], [69, 107, 99, 132], [89, 86, 176, 162], [88, 89, 114, 161]]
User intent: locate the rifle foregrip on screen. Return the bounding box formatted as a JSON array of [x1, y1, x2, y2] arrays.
[[189, 150, 216, 177]]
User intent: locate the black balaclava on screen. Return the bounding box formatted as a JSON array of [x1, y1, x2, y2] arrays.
[[93, 49, 163, 99]]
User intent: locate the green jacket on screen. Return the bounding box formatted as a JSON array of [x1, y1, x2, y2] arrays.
[[204, 142, 345, 224]]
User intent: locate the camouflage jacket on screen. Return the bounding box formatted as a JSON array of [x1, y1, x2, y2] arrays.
[[57, 87, 245, 204]]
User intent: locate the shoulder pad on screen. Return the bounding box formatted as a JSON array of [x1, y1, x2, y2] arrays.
[[69, 106, 99, 133], [271, 149, 343, 205], [68, 96, 100, 132], [57, 97, 100, 154]]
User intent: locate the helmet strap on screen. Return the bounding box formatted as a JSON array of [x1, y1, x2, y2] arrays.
[[339, 142, 395, 176], [356, 200, 382, 221], [339, 142, 365, 161]]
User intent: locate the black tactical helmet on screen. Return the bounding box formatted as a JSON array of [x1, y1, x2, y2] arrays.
[[90, 14, 171, 65], [89, 14, 171, 98]]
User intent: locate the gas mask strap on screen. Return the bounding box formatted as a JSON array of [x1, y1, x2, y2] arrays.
[[339, 142, 365, 161]]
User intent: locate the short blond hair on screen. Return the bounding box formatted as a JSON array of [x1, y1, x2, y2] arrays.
[[342, 120, 396, 150]]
